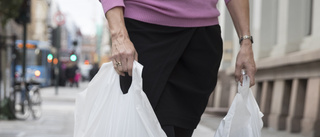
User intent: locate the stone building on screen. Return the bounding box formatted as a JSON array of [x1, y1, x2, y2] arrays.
[[207, 0, 320, 137], [28, 0, 50, 41], [80, 35, 97, 64]]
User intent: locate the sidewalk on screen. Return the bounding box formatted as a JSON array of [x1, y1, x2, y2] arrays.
[[0, 82, 308, 137], [0, 83, 84, 137], [197, 113, 307, 137]]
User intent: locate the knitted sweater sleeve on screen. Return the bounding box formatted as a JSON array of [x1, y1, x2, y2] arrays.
[[99, 0, 125, 14]]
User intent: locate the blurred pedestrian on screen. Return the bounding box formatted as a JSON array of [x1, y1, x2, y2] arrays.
[[66, 63, 78, 87], [59, 62, 67, 86], [74, 69, 81, 88], [89, 63, 99, 81], [100, 0, 256, 136]]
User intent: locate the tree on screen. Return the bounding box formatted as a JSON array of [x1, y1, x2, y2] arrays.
[[0, 0, 23, 28]]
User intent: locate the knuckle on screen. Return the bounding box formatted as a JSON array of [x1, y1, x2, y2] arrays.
[[118, 50, 125, 55], [126, 50, 134, 55], [123, 51, 134, 58], [112, 53, 120, 58]]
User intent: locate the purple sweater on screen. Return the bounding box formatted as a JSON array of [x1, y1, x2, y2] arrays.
[[100, 0, 231, 27]]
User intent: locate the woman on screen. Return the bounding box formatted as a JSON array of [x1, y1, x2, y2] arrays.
[[100, 0, 256, 136]]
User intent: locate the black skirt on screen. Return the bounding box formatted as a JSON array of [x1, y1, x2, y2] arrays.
[[120, 18, 223, 129]]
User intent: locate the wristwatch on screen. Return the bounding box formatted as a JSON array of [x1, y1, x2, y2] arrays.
[[239, 35, 253, 44]]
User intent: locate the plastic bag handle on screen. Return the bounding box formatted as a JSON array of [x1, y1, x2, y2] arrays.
[[128, 61, 143, 92], [238, 75, 250, 93], [238, 69, 250, 88]]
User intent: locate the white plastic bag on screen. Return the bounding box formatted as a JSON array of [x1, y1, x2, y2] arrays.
[[74, 61, 167, 137], [214, 75, 264, 137]]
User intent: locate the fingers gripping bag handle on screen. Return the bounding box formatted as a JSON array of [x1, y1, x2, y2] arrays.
[[74, 61, 167, 137], [214, 75, 263, 137]]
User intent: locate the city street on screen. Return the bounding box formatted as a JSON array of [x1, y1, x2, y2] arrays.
[[0, 82, 306, 137], [1, 0, 320, 136]]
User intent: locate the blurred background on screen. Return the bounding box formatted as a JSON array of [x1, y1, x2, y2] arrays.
[[0, 0, 319, 137]]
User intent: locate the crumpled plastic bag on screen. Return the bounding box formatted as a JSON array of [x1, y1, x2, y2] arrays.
[[74, 61, 167, 137], [214, 75, 264, 137]]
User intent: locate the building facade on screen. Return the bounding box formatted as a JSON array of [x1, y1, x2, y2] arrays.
[[28, 0, 50, 41], [207, 0, 320, 136]]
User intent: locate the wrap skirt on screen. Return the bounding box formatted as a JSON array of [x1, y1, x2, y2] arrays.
[[120, 18, 223, 129]]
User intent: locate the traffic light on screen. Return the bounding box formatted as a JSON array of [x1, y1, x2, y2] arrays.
[[47, 53, 53, 63], [53, 58, 58, 65], [15, 0, 31, 24], [70, 54, 77, 62], [84, 60, 89, 65], [72, 40, 78, 46]]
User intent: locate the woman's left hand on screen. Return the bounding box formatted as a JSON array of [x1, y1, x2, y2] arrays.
[[234, 40, 256, 87]]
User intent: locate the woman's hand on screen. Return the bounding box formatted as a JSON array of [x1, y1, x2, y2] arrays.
[[106, 7, 138, 76], [235, 40, 256, 87], [111, 32, 138, 76]]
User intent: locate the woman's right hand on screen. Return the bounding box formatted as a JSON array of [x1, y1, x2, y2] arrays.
[[106, 7, 138, 76], [110, 31, 138, 76]]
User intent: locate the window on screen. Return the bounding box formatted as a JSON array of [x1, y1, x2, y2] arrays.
[[16, 49, 43, 66]]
